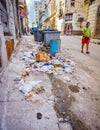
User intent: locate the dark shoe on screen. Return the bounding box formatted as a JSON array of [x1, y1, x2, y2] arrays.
[[86, 52, 90, 54], [81, 50, 84, 53]]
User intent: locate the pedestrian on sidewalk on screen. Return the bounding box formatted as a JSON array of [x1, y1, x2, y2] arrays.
[[67, 25, 71, 35], [81, 22, 91, 54]]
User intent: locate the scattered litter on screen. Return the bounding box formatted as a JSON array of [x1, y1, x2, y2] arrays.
[[68, 95, 71, 98], [22, 45, 76, 75], [20, 83, 33, 96], [27, 92, 34, 97], [22, 72, 29, 77], [19, 81, 42, 96], [68, 85, 80, 93], [59, 117, 70, 123], [70, 61, 75, 67], [62, 99, 64, 103], [14, 76, 22, 81], [45, 116, 50, 119], [35, 86, 45, 94], [55, 68, 64, 75], [65, 67, 73, 74], [63, 77, 71, 82], [18, 41, 77, 97], [82, 87, 87, 91], [37, 113, 42, 120]]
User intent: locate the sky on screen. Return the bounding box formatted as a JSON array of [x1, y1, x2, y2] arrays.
[[26, 0, 40, 27]]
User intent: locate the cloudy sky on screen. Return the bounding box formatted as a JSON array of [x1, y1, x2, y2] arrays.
[[26, 0, 40, 27]]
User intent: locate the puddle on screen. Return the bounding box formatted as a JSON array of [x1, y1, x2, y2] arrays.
[[49, 74, 90, 130], [68, 85, 80, 93]]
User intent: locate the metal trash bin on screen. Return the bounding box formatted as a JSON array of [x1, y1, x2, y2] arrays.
[[43, 31, 60, 46], [50, 39, 61, 56], [34, 30, 44, 42]]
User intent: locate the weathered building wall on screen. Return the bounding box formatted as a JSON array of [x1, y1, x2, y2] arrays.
[[56, 0, 65, 34], [0, 0, 21, 71], [12, 0, 20, 38], [84, 0, 90, 20], [19, 0, 28, 34], [63, 0, 85, 35], [34, 1, 42, 26], [0, 17, 7, 68], [44, 0, 56, 29], [54, 0, 85, 35], [88, 0, 100, 38], [6, 0, 16, 39]]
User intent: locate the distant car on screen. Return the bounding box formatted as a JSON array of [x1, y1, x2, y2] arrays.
[[31, 27, 38, 35]]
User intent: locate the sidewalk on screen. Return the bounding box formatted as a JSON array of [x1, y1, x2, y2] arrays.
[[0, 36, 73, 130]]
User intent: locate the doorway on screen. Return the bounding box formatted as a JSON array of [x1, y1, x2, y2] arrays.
[[64, 23, 72, 35]]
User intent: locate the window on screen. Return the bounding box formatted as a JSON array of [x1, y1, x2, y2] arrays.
[[65, 14, 73, 21], [84, 0, 89, 4], [71, 0, 75, 7], [90, 0, 96, 5]]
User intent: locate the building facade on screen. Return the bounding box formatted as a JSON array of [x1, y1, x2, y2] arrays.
[[84, 0, 90, 20], [34, 1, 42, 27], [87, 0, 100, 38], [39, 0, 48, 28], [56, 0, 65, 34], [63, 0, 85, 35], [43, 0, 56, 29], [42, 0, 85, 34], [19, 0, 28, 34], [0, 0, 21, 71]]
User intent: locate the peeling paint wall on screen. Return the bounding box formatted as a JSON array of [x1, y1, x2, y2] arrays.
[[88, 0, 100, 38], [6, 0, 16, 39], [0, 17, 7, 68], [0, 0, 20, 71]]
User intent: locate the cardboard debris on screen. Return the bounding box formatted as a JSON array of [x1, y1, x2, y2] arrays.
[[36, 51, 50, 62]]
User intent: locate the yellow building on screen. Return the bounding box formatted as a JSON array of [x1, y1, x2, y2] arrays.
[[84, 0, 100, 38], [19, 0, 28, 33], [84, 0, 90, 20], [44, 0, 56, 29], [56, 0, 65, 34]]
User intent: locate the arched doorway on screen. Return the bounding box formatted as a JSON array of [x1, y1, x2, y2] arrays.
[[95, 5, 100, 38]]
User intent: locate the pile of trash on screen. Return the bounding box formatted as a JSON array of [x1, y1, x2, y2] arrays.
[[15, 43, 76, 97], [22, 45, 76, 75]]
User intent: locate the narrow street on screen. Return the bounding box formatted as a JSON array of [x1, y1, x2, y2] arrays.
[[0, 35, 100, 130], [61, 36, 100, 81]]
